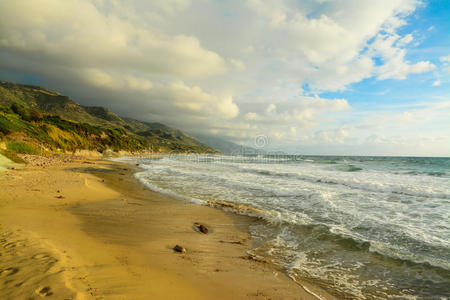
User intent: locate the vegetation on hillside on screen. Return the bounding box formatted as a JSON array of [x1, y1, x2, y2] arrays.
[[0, 81, 218, 155], [7, 141, 40, 154], [0, 102, 149, 154]]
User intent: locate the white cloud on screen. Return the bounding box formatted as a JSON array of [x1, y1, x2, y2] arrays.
[[313, 126, 351, 144], [243, 46, 255, 54], [377, 59, 435, 80], [356, 101, 450, 133], [245, 112, 261, 120], [161, 81, 239, 120], [83, 69, 117, 89], [225, 96, 350, 141], [126, 76, 153, 91], [276, 97, 350, 128], [432, 80, 441, 87], [229, 58, 245, 71], [369, 32, 435, 80], [0, 0, 445, 155], [440, 55, 450, 63], [244, 0, 431, 90], [289, 126, 297, 136], [0, 0, 226, 78], [396, 33, 413, 46], [292, 101, 450, 156], [266, 103, 276, 113], [0, 0, 238, 131]]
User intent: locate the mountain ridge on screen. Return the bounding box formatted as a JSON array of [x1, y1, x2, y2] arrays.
[[0, 81, 217, 154]]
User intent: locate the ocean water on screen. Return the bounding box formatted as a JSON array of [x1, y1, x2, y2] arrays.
[[120, 154, 450, 299]]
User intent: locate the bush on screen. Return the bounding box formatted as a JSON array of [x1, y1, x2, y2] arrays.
[[0, 116, 12, 135], [7, 141, 40, 154], [10, 103, 30, 120], [29, 110, 43, 121], [0, 105, 13, 114]]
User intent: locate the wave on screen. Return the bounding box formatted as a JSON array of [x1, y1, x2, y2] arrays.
[[130, 156, 450, 300], [253, 221, 450, 299], [295, 222, 450, 271], [224, 164, 450, 200], [134, 170, 204, 205], [136, 167, 450, 272], [347, 165, 363, 172]]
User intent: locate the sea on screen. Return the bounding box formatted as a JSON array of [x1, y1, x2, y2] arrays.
[[118, 154, 450, 299]]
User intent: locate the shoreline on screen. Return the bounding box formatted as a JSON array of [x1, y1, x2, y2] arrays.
[[0, 157, 334, 299]]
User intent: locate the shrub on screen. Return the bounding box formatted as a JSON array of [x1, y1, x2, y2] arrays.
[[0, 114, 23, 135], [0, 105, 13, 114], [7, 141, 40, 154], [29, 110, 43, 121], [10, 103, 30, 120], [0, 117, 12, 135]]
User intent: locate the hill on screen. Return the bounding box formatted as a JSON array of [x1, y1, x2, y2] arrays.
[[0, 81, 217, 156], [194, 134, 263, 155]]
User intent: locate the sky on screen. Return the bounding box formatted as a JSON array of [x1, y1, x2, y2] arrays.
[[0, 0, 449, 156]]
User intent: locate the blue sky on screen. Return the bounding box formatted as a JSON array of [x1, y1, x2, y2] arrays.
[[306, 0, 450, 156], [0, 0, 449, 156], [326, 0, 450, 107]]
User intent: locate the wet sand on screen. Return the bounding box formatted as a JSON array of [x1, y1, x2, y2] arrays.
[[0, 159, 334, 299]]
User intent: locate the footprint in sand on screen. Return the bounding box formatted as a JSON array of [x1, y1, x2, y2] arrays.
[[32, 253, 58, 267], [32, 253, 50, 260], [35, 286, 53, 297], [3, 243, 15, 249], [3, 242, 20, 249], [0, 267, 19, 276]]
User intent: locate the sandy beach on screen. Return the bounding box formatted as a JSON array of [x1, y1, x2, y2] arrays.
[[0, 157, 335, 300]]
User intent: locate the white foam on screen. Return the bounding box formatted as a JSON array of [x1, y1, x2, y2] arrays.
[[123, 154, 450, 299]]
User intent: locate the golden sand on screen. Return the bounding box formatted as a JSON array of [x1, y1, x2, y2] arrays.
[[0, 159, 334, 299]]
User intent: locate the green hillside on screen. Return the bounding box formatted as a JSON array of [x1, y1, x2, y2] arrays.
[[122, 118, 212, 152], [0, 82, 110, 126], [0, 81, 217, 156]]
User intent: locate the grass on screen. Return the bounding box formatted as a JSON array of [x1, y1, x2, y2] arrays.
[[0, 94, 215, 154], [0, 103, 149, 154], [1, 82, 217, 154], [7, 141, 40, 155]]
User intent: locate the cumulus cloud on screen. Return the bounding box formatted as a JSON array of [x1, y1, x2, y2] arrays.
[[248, 96, 349, 127], [0, 0, 443, 155], [313, 126, 351, 144], [371, 33, 436, 80], [212, 96, 351, 145], [78, 76, 239, 125], [244, 0, 432, 91], [0, 0, 238, 131], [0, 0, 226, 78], [358, 101, 450, 130], [291, 101, 450, 156], [347, 100, 450, 155]]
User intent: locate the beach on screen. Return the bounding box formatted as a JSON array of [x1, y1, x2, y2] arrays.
[[123, 154, 450, 299], [0, 157, 333, 299]]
